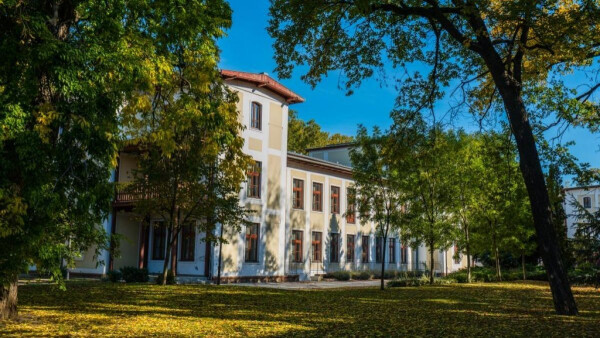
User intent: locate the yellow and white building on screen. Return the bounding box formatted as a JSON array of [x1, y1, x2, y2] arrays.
[[71, 70, 468, 281]]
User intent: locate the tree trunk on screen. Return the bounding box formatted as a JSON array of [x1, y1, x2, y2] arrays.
[[217, 223, 224, 286], [492, 227, 502, 281], [429, 243, 435, 285], [0, 276, 18, 320], [161, 226, 173, 286], [522, 252, 527, 281], [465, 224, 472, 283], [380, 235, 387, 291], [490, 70, 578, 315]]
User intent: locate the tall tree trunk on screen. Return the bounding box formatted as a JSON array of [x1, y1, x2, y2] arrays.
[[491, 226, 501, 281], [522, 251, 527, 281], [161, 226, 173, 286], [465, 224, 472, 283], [0, 275, 18, 320], [380, 233, 387, 291], [490, 70, 578, 314], [217, 222, 224, 286], [429, 242, 435, 285]]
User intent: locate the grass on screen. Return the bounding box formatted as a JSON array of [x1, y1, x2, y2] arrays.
[[1, 281, 599, 337]]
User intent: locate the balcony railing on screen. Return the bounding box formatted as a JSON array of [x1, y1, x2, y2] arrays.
[[114, 185, 159, 206]]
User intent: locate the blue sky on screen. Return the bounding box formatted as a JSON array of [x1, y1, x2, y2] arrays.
[[218, 1, 599, 180]]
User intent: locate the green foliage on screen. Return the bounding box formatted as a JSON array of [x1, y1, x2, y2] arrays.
[[351, 271, 371, 280], [325, 271, 351, 281], [4, 281, 600, 335], [119, 267, 148, 283], [287, 110, 353, 154], [106, 270, 122, 283], [155, 270, 176, 285]]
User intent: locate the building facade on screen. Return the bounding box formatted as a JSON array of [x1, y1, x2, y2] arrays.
[[70, 70, 468, 281], [564, 185, 600, 238]]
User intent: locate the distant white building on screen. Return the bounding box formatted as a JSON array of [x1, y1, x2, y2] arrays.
[[563, 185, 600, 238]]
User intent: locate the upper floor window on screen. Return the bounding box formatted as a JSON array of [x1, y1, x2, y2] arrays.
[[247, 161, 261, 198], [331, 186, 340, 214], [583, 196, 592, 209], [245, 223, 259, 262], [346, 188, 356, 223], [251, 102, 262, 130], [293, 179, 304, 209], [292, 230, 303, 263], [312, 182, 323, 211]]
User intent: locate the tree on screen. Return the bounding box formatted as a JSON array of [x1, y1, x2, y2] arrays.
[[404, 127, 457, 284], [120, 0, 250, 285], [0, 0, 148, 319], [350, 125, 412, 290], [268, 0, 600, 315], [287, 110, 353, 154]]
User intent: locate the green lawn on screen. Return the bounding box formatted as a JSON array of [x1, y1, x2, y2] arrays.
[[1, 281, 599, 337]]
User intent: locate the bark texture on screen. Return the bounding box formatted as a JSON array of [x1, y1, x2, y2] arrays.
[[0, 277, 18, 320]]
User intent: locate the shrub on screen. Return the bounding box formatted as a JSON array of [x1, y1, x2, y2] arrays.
[[156, 270, 176, 285], [106, 270, 122, 283], [120, 267, 149, 283], [329, 271, 351, 281], [352, 271, 371, 280], [372, 270, 396, 279], [387, 277, 426, 287]]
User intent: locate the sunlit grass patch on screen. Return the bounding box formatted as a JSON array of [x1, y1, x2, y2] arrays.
[[1, 281, 599, 336]]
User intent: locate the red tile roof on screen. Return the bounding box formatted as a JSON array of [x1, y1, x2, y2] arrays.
[[220, 69, 305, 104]]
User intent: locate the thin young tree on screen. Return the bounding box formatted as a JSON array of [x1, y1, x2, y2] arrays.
[[268, 0, 600, 315], [350, 126, 412, 290]]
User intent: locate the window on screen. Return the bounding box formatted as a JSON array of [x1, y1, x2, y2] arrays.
[[346, 235, 355, 262], [583, 196, 592, 208], [346, 188, 356, 223], [401, 242, 408, 264], [179, 223, 195, 261], [454, 244, 461, 264], [330, 233, 340, 263], [292, 179, 304, 209], [376, 237, 383, 263], [251, 102, 262, 130], [292, 230, 303, 263], [312, 232, 322, 262], [247, 161, 261, 198], [152, 223, 166, 260], [331, 186, 340, 214], [389, 238, 396, 263], [245, 223, 259, 262], [361, 235, 370, 263], [312, 182, 323, 211]]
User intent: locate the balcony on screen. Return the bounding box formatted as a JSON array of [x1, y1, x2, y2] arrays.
[[113, 185, 159, 208]]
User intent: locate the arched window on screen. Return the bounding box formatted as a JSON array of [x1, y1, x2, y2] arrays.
[[251, 102, 262, 130], [583, 196, 592, 208]]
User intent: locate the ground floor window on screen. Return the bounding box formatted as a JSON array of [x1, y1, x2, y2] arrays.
[[389, 238, 396, 263], [330, 233, 340, 263], [454, 244, 461, 264], [152, 222, 166, 260], [376, 237, 383, 263], [361, 235, 369, 263], [312, 231, 322, 262], [245, 223, 259, 262], [347, 234, 355, 262], [179, 223, 195, 261], [401, 242, 408, 264], [292, 230, 303, 263]]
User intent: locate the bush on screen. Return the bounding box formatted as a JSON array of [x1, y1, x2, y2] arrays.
[[156, 270, 176, 285], [352, 271, 371, 280], [372, 269, 396, 279], [120, 267, 149, 283], [328, 271, 351, 281], [388, 276, 428, 287], [106, 270, 122, 283]]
